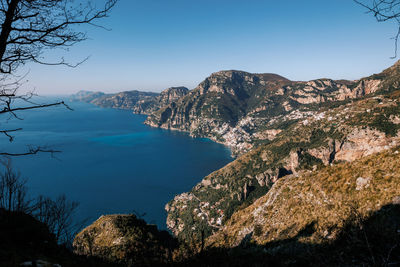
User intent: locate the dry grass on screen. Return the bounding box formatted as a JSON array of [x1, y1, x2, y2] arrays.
[[208, 147, 400, 248]]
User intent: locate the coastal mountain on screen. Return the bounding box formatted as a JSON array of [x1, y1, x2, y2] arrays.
[[72, 61, 400, 266], [71, 87, 188, 115], [165, 89, 400, 241], [144, 70, 382, 155]]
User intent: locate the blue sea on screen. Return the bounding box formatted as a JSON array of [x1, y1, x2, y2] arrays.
[[0, 97, 232, 229]]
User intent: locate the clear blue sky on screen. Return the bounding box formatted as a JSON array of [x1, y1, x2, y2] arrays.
[[20, 0, 400, 94]]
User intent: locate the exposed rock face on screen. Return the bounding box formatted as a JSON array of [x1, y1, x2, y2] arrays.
[[335, 128, 398, 161], [307, 138, 336, 165], [145, 71, 292, 154], [73, 214, 175, 266]]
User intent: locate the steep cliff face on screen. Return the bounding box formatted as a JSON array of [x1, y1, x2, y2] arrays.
[[145, 69, 383, 155], [145, 71, 290, 153], [158, 87, 189, 106]]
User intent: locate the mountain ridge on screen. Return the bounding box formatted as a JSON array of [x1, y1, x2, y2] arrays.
[[144, 67, 384, 155]]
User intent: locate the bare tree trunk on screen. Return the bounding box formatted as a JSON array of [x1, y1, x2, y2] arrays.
[[0, 0, 19, 66]]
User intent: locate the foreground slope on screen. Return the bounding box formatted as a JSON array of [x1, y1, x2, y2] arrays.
[[204, 147, 400, 265]]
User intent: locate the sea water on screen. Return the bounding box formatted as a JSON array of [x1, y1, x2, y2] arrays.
[[0, 97, 232, 229]]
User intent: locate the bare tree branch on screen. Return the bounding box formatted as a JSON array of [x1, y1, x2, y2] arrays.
[[0, 0, 117, 157], [0, 146, 61, 157], [0, 128, 22, 141], [0, 0, 118, 73], [355, 0, 400, 58], [0, 100, 71, 114]]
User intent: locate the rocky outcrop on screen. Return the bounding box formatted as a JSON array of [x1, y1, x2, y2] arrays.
[[158, 87, 189, 106], [73, 214, 176, 266], [335, 128, 398, 161]]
